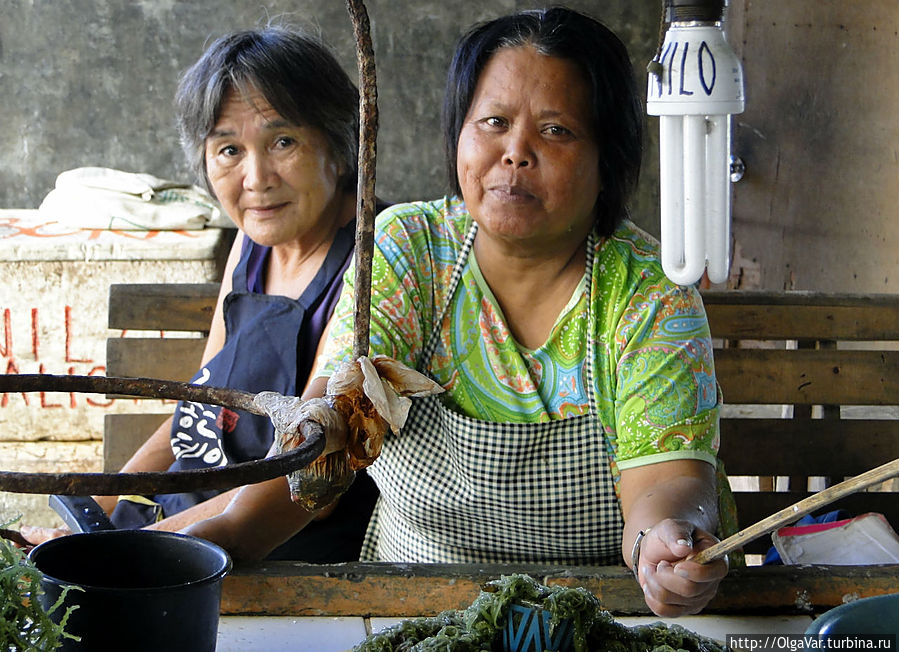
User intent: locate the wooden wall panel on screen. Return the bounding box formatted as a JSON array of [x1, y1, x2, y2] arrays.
[[728, 2, 899, 292]]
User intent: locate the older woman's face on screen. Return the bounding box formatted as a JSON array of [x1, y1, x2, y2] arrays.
[[205, 88, 344, 247], [456, 46, 600, 248]]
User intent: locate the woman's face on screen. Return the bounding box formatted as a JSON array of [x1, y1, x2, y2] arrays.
[[456, 46, 601, 249], [205, 88, 344, 247]]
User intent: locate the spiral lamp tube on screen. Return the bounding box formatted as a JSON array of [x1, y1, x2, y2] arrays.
[[648, 0, 744, 286]]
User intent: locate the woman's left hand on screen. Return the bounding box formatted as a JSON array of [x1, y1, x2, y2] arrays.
[[18, 524, 72, 548], [634, 518, 728, 617]]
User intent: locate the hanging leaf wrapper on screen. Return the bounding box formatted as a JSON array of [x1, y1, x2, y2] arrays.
[[273, 355, 443, 510]]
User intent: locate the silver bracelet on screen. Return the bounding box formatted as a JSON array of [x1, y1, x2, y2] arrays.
[[631, 528, 651, 580]]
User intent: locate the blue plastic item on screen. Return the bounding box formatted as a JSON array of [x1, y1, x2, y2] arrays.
[[503, 603, 574, 652], [805, 593, 899, 638]]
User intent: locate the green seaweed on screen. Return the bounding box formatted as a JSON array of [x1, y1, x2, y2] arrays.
[[354, 574, 728, 652], [1, 518, 80, 651]]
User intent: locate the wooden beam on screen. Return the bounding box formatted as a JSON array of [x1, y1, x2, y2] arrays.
[[106, 337, 206, 383], [702, 290, 899, 340], [103, 413, 169, 472], [719, 419, 899, 476]]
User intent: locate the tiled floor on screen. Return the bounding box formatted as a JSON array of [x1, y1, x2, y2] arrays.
[[217, 616, 368, 652]]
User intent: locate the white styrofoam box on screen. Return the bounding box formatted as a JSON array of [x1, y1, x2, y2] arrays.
[[1, 209, 232, 526]]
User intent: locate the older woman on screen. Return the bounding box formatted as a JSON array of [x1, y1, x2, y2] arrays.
[[186, 8, 735, 615], [21, 26, 379, 562]]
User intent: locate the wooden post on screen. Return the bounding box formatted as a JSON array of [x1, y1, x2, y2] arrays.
[[346, 0, 378, 361]]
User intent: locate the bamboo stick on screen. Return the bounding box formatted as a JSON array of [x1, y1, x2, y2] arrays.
[[693, 457, 899, 564]]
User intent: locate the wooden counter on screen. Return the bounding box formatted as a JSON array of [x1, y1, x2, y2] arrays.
[[221, 561, 899, 617]]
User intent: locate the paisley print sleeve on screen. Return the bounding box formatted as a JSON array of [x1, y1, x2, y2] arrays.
[[613, 282, 721, 470]]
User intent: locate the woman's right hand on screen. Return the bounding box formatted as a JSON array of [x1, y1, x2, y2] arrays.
[[633, 520, 727, 617]]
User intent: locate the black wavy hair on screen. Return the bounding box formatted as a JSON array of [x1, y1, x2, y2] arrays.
[[442, 7, 644, 236]]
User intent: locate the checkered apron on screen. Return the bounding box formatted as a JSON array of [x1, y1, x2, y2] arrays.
[[360, 224, 624, 564]]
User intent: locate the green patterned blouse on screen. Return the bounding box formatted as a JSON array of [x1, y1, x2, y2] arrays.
[[317, 196, 738, 540]]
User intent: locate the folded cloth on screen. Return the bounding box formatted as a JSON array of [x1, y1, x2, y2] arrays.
[[39, 167, 233, 230]]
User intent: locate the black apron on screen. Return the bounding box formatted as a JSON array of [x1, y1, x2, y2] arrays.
[[111, 227, 377, 562]]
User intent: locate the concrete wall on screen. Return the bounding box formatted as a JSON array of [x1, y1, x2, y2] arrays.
[[0, 0, 660, 223], [0, 218, 231, 528]]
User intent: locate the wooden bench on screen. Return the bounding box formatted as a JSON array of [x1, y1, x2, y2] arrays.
[[104, 282, 219, 471], [104, 284, 899, 555], [706, 290, 899, 553]]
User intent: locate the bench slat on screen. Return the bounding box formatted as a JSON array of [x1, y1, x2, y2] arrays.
[[103, 413, 170, 472], [106, 337, 207, 382], [706, 303, 899, 341], [108, 283, 219, 332], [702, 290, 899, 340], [701, 288, 899, 308], [715, 348, 899, 405], [719, 419, 899, 476], [701, 290, 899, 308]]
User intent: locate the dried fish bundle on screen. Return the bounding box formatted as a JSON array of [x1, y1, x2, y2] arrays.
[[268, 355, 443, 510], [257, 392, 353, 509]]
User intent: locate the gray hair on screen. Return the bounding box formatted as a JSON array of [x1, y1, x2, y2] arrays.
[[175, 26, 359, 195]]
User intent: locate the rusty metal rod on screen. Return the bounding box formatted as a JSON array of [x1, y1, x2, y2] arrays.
[[0, 427, 324, 496], [0, 373, 263, 415], [346, 0, 378, 361], [0, 373, 323, 495]]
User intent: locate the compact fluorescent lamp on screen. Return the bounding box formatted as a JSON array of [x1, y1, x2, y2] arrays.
[[647, 0, 745, 286]]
